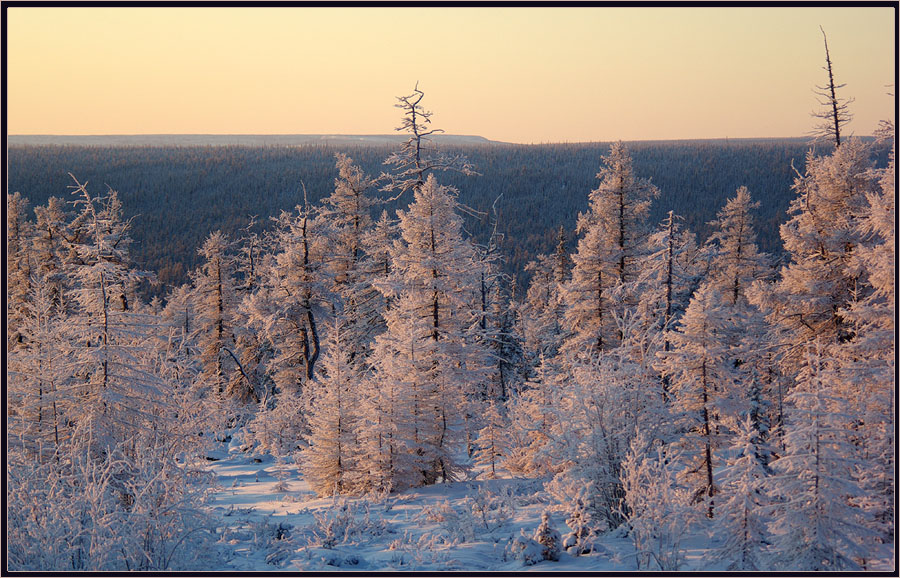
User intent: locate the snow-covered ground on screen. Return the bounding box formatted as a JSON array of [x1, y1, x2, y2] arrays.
[[201, 429, 639, 572], [201, 429, 894, 572]]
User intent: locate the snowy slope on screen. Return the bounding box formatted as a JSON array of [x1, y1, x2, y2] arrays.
[[199, 428, 895, 572], [202, 428, 638, 572]]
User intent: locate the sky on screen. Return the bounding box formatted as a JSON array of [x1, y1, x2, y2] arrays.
[[6, 6, 896, 143]]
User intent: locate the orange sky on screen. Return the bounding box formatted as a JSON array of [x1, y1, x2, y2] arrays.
[[6, 6, 895, 143]]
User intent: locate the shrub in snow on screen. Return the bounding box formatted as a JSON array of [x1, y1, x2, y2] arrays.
[[469, 486, 516, 531], [532, 511, 562, 561], [506, 530, 546, 566], [562, 499, 598, 555], [415, 500, 476, 543], [307, 499, 387, 549], [263, 523, 296, 567], [621, 435, 696, 571], [7, 441, 218, 571], [385, 530, 459, 570]]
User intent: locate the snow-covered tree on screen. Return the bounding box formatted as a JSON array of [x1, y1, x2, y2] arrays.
[[545, 347, 665, 532], [767, 344, 876, 570], [192, 231, 239, 396], [521, 252, 568, 363], [321, 153, 378, 279], [8, 178, 219, 571], [751, 138, 878, 368], [63, 177, 167, 451], [659, 283, 741, 517], [474, 400, 507, 479], [503, 356, 562, 477], [381, 84, 476, 197], [520, 227, 571, 369], [811, 26, 853, 147], [705, 186, 771, 307], [633, 211, 701, 339], [7, 275, 73, 462], [621, 435, 696, 571], [626, 211, 704, 401], [302, 320, 361, 497], [226, 219, 269, 406], [732, 306, 782, 465], [243, 202, 329, 441], [703, 188, 777, 447], [532, 512, 562, 562], [318, 153, 383, 361], [7, 192, 35, 347], [562, 141, 658, 355], [838, 133, 895, 541], [32, 195, 76, 315], [706, 416, 771, 570], [364, 174, 487, 489]]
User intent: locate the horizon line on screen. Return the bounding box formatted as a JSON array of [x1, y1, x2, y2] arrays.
[[8, 133, 836, 146]]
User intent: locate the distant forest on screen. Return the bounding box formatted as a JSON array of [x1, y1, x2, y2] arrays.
[[7, 138, 886, 299]]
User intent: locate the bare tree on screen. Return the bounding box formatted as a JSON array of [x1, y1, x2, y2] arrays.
[[812, 26, 853, 147], [381, 83, 477, 198]]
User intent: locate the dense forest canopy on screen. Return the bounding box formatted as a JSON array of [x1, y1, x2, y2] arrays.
[[12, 137, 886, 299]]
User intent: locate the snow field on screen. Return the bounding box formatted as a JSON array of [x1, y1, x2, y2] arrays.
[[204, 430, 638, 572]]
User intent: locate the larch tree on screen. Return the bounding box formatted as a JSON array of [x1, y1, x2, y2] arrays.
[[503, 355, 562, 477], [659, 283, 741, 518], [634, 212, 701, 335], [750, 138, 878, 371], [484, 279, 526, 403], [767, 344, 876, 571], [837, 133, 895, 541], [472, 204, 525, 404], [705, 187, 776, 447], [7, 192, 35, 347], [7, 275, 72, 462], [366, 174, 487, 489], [706, 416, 771, 570], [381, 84, 476, 198], [546, 348, 667, 533], [363, 209, 397, 319], [521, 227, 571, 365], [227, 219, 267, 407], [522, 252, 567, 363], [32, 196, 76, 316], [812, 26, 853, 148], [244, 202, 327, 406], [705, 186, 771, 307], [317, 153, 382, 366], [64, 177, 165, 448], [192, 231, 239, 397], [302, 319, 361, 497], [474, 400, 508, 479], [630, 211, 703, 393], [562, 141, 658, 356]]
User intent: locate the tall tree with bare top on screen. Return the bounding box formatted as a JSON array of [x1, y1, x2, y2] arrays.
[[812, 26, 853, 147], [381, 84, 476, 198]]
